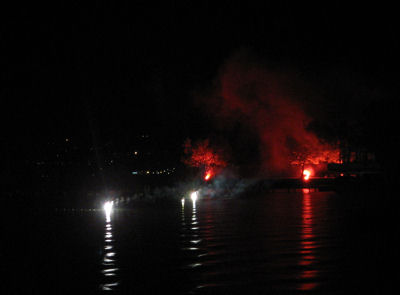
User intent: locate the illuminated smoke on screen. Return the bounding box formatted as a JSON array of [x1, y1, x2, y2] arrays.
[[182, 139, 227, 180], [204, 52, 340, 177]]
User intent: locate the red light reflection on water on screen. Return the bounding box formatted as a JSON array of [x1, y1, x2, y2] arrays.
[[298, 190, 319, 291], [298, 282, 319, 291]]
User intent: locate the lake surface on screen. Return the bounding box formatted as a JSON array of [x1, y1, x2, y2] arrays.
[[4, 191, 397, 294]]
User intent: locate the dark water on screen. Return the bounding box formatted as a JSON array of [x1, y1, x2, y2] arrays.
[[4, 191, 398, 294]]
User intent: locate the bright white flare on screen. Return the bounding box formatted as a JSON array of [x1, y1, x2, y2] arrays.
[[190, 191, 198, 202], [303, 169, 311, 181], [104, 201, 114, 222]]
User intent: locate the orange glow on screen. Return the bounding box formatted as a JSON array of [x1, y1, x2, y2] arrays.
[[303, 169, 311, 181], [204, 171, 212, 181]]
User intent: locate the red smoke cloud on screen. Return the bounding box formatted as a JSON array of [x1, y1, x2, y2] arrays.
[[183, 139, 227, 180], [206, 52, 339, 177]]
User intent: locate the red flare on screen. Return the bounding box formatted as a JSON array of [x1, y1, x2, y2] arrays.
[[303, 169, 311, 181]]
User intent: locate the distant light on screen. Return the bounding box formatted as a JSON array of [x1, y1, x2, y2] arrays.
[[190, 191, 198, 202], [104, 201, 113, 222], [132, 171, 138, 175], [65, 138, 69, 142], [181, 198, 185, 207]]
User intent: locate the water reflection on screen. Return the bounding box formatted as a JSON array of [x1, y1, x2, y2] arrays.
[[100, 209, 119, 291], [181, 195, 204, 266], [189, 197, 202, 258], [298, 189, 319, 291]]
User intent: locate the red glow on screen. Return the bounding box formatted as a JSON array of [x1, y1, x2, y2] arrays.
[[303, 169, 311, 181], [298, 283, 319, 291], [204, 53, 341, 177], [298, 192, 319, 290], [183, 139, 227, 180], [204, 172, 212, 181]]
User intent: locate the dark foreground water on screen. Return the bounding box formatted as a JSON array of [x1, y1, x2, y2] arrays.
[[4, 191, 398, 294]]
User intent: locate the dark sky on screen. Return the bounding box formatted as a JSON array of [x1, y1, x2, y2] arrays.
[[2, 2, 398, 150]]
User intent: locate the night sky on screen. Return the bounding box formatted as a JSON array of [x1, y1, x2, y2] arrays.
[[3, 6, 400, 293], [2, 2, 399, 167]]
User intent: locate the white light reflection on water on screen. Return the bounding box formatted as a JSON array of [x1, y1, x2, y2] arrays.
[[100, 203, 119, 291], [190, 195, 199, 252], [181, 191, 207, 275]]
